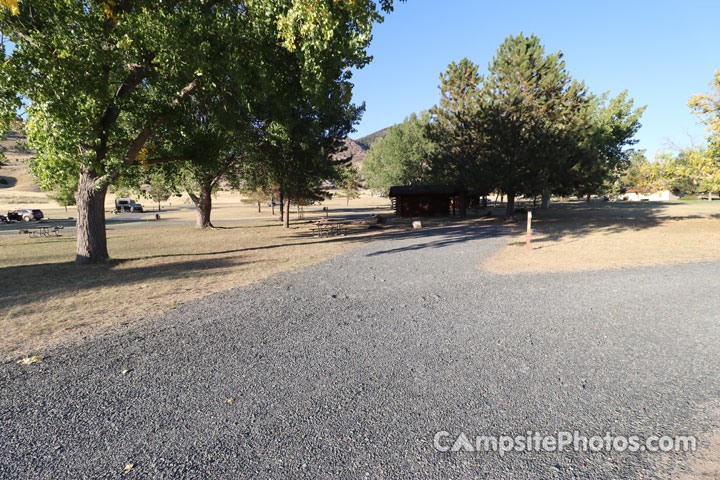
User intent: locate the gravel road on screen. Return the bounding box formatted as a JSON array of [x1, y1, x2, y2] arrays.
[[2, 223, 720, 479]]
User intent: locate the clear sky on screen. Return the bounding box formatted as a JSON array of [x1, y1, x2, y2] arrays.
[[350, 0, 720, 156]]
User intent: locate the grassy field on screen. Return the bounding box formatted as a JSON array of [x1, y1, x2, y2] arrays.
[[483, 201, 720, 273], [0, 189, 394, 359]]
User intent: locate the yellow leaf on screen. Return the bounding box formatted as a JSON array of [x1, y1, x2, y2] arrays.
[[17, 355, 43, 365], [102, 1, 117, 21], [1, 0, 19, 15], [123, 463, 134, 474]]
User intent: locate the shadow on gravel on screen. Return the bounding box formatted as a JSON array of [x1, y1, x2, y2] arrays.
[[365, 221, 505, 256]]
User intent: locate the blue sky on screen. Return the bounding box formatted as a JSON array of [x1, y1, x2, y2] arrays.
[[350, 0, 720, 156]]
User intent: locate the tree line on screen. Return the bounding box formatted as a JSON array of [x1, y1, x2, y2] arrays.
[[365, 33, 649, 218], [0, 0, 397, 263]]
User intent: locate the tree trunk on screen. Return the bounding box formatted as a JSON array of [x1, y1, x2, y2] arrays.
[[482, 195, 488, 209], [257, 200, 261, 213], [271, 196, 275, 215], [346, 196, 349, 206], [504, 190, 515, 219], [709, 191, 713, 201], [586, 192, 591, 202], [459, 189, 466, 217], [284, 198, 290, 228], [190, 183, 213, 228], [541, 191, 551, 209], [278, 193, 284, 222], [75, 171, 109, 264]]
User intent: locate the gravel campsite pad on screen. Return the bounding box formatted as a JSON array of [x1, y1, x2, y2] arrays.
[[2, 223, 720, 479]]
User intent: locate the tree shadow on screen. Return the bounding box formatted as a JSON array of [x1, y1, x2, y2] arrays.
[[0, 256, 249, 313], [0, 176, 17, 188], [515, 201, 707, 245], [364, 201, 716, 255], [364, 221, 506, 257]]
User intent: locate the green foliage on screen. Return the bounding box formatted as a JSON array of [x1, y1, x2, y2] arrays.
[[679, 194, 701, 201], [481, 33, 593, 200], [339, 164, 362, 205], [1, 0, 401, 257], [49, 182, 78, 210], [689, 70, 720, 158], [572, 91, 646, 196], [621, 147, 720, 196], [140, 172, 176, 209], [428, 59, 489, 191], [363, 111, 436, 192], [428, 34, 644, 215]]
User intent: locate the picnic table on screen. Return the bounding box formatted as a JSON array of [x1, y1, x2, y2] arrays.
[[313, 220, 350, 237], [27, 225, 64, 238]]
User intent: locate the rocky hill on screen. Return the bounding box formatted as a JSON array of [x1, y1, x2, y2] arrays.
[[354, 126, 390, 150], [334, 137, 367, 170]]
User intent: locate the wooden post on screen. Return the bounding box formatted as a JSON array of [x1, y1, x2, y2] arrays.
[[526, 211, 532, 250]]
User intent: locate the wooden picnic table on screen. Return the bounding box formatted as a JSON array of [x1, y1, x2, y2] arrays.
[[313, 220, 350, 237], [28, 225, 64, 238]]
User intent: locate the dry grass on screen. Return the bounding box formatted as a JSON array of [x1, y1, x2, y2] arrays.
[[677, 429, 720, 479], [483, 201, 720, 273], [0, 215, 390, 360], [0, 136, 399, 358]]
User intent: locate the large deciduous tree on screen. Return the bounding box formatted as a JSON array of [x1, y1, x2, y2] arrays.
[[1, 1, 236, 262], [1, 0, 400, 261]]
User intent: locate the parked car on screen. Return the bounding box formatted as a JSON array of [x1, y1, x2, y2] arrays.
[[114, 198, 144, 213], [7, 209, 44, 222], [0, 214, 7, 224]]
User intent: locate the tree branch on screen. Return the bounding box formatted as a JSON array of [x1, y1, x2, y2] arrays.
[[97, 76, 202, 187]]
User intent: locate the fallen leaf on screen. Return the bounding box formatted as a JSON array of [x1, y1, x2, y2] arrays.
[[17, 355, 44, 365], [121, 369, 130, 375], [227, 397, 235, 404], [123, 463, 134, 474]]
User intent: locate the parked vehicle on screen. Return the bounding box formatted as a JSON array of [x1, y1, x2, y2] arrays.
[[0, 214, 7, 224], [7, 209, 44, 222], [114, 198, 144, 213]]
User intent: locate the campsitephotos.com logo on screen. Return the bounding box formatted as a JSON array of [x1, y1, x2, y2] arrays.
[[433, 431, 697, 456]]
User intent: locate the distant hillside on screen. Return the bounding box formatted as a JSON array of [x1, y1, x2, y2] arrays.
[[354, 126, 391, 150], [333, 137, 367, 170], [0, 130, 32, 158], [0, 130, 42, 193]]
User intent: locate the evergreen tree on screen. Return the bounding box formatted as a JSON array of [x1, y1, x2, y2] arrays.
[[481, 33, 592, 218]]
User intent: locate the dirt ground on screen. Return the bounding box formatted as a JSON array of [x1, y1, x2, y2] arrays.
[[482, 201, 720, 273]]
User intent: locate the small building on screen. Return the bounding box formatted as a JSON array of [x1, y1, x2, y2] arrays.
[[622, 189, 679, 202], [388, 185, 466, 217]]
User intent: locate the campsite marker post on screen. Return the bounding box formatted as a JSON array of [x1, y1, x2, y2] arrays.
[[526, 211, 532, 250]]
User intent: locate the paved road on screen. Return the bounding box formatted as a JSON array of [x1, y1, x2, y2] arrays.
[[2, 223, 720, 479]]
